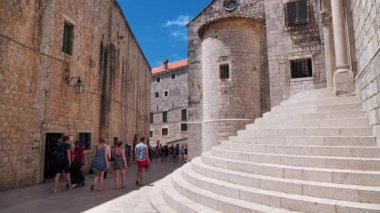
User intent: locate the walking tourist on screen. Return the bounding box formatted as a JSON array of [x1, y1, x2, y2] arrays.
[[113, 142, 127, 189], [53, 136, 72, 192], [135, 137, 149, 186], [71, 141, 85, 186], [103, 142, 111, 178], [125, 144, 131, 166], [91, 138, 108, 191]]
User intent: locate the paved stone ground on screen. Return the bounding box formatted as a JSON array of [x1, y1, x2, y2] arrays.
[[0, 160, 185, 213]]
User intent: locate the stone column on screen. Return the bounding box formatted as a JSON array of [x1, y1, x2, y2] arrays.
[[321, 9, 335, 88], [330, 0, 355, 95]]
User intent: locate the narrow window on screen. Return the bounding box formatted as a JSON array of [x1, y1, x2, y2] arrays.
[[62, 22, 74, 55], [149, 130, 154, 138], [285, 0, 310, 28], [290, 58, 312, 79], [181, 109, 187, 121], [219, 64, 230, 81], [171, 74, 176, 79], [162, 128, 168, 136], [155, 92, 159, 98], [157, 77, 161, 83], [78, 133, 91, 150], [181, 123, 188, 132], [164, 91, 169, 97], [163, 111, 168, 123], [150, 113, 154, 123]]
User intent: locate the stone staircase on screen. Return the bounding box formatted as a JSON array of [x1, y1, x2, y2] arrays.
[[150, 88, 380, 213]]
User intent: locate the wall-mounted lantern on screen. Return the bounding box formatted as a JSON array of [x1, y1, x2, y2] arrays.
[[66, 77, 84, 94]]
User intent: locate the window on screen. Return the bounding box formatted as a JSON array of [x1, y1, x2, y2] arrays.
[[219, 64, 230, 81], [162, 128, 168, 136], [163, 111, 168, 123], [156, 77, 161, 83], [150, 113, 154, 123], [171, 74, 176, 79], [149, 130, 154, 138], [62, 22, 74, 55], [284, 0, 310, 28], [155, 92, 159, 98], [224, 0, 238, 11], [181, 109, 187, 121], [290, 58, 312, 79], [164, 91, 169, 97], [78, 133, 91, 150], [181, 123, 188, 132]]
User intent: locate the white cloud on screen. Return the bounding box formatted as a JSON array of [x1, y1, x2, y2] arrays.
[[170, 30, 187, 41], [164, 15, 191, 27]]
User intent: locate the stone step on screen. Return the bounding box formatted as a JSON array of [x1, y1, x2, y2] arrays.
[[202, 152, 380, 186], [170, 167, 299, 213], [211, 147, 380, 170], [150, 181, 177, 213], [229, 136, 377, 146], [261, 110, 366, 120], [220, 142, 380, 158], [181, 163, 380, 213], [237, 127, 373, 137], [191, 157, 380, 204], [278, 99, 360, 110], [251, 118, 369, 129], [160, 174, 221, 213], [263, 105, 363, 118], [281, 96, 360, 105], [270, 102, 363, 113]]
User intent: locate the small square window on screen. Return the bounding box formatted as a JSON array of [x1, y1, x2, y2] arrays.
[[163, 111, 168, 123], [164, 91, 169, 97], [149, 130, 154, 138], [157, 77, 161, 83], [220, 64, 230, 81], [181, 123, 188, 132], [78, 133, 91, 150], [162, 128, 168, 136], [171, 74, 176, 79], [155, 92, 159, 98], [290, 58, 312, 79], [62, 22, 74, 55]]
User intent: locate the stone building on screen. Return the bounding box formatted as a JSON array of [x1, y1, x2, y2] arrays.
[[150, 59, 189, 145], [187, 0, 327, 159], [0, 0, 151, 190], [150, 0, 380, 212]]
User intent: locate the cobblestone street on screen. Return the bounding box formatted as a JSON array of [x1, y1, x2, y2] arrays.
[[0, 160, 185, 213]]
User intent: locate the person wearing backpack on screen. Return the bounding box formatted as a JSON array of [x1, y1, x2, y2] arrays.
[[53, 136, 72, 192]]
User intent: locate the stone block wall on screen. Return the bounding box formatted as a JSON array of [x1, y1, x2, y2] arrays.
[[350, 0, 380, 144], [0, 0, 150, 190], [187, 0, 269, 159], [265, 0, 326, 107], [150, 67, 189, 145]]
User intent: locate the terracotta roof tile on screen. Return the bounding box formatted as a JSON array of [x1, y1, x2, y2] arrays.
[[152, 59, 188, 75]]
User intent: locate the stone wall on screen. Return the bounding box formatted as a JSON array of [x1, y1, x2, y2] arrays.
[[150, 67, 188, 145], [200, 18, 263, 150], [187, 0, 268, 159], [264, 0, 326, 107], [350, 0, 380, 144], [0, 0, 151, 190]]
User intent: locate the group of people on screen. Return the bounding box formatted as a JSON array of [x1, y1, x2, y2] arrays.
[[151, 143, 188, 162], [52, 136, 150, 192]]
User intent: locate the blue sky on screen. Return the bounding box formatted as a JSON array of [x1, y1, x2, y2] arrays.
[[117, 0, 211, 68]]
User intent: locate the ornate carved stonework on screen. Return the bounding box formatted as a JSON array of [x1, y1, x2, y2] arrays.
[[321, 10, 332, 26]]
